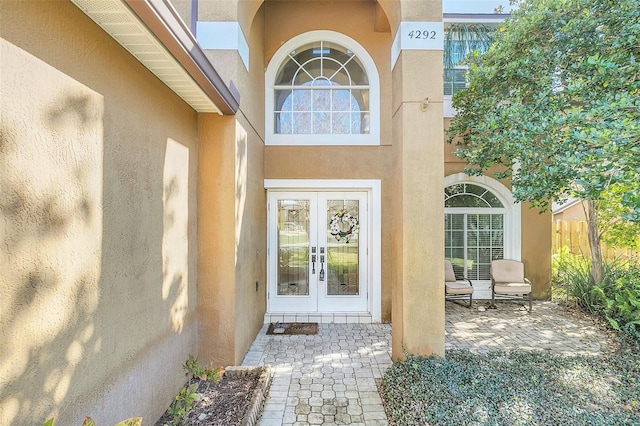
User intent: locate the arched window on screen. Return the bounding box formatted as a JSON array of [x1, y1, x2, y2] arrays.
[[266, 31, 380, 145], [445, 183, 504, 208], [444, 182, 507, 281]]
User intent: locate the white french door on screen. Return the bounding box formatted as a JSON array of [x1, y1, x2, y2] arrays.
[[267, 191, 368, 313]]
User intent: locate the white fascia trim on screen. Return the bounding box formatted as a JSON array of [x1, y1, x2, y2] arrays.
[[265, 30, 380, 147], [552, 198, 582, 214], [444, 17, 508, 23], [267, 134, 379, 146], [442, 18, 506, 24], [444, 173, 522, 261], [71, 0, 224, 114], [265, 179, 380, 191], [444, 96, 457, 117], [264, 179, 382, 322], [196, 21, 249, 71], [443, 0, 517, 14]]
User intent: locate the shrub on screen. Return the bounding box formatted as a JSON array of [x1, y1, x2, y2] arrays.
[[166, 382, 200, 425], [183, 354, 222, 381], [596, 261, 640, 340], [552, 246, 596, 309], [552, 248, 640, 342]]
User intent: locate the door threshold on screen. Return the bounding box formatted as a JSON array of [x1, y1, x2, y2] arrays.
[[264, 312, 373, 324]]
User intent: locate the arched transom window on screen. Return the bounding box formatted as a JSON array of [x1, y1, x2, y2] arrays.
[[445, 183, 504, 208], [275, 41, 369, 135], [266, 31, 380, 145], [445, 183, 505, 280]]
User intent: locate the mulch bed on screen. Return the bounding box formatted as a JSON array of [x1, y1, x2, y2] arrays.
[[266, 322, 318, 335], [155, 372, 260, 426]]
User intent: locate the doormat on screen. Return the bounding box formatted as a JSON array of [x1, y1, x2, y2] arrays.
[[266, 322, 318, 335]]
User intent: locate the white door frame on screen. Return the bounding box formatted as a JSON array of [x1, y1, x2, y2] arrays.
[[265, 179, 381, 322]]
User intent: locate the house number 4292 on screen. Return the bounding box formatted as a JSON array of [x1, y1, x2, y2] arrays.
[[408, 30, 437, 40], [394, 22, 444, 56]]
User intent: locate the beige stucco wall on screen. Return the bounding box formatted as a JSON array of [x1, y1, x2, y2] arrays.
[[390, 0, 446, 359], [197, 112, 266, 367], [197, 3, 267, 366], [522, 204, 553, 299], [1, 1, 199, 424], [198, 115, 237, 365], [172, 0, 193, 30]]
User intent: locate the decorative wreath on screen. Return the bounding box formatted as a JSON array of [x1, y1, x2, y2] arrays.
[[329, 209, 359, 243]]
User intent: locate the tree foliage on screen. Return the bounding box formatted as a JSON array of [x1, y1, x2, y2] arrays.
[[449, 0, 640, 219], [598, 183, 640, 250], [444, 23, 496, 70]]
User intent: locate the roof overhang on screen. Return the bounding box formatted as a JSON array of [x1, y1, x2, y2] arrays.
[[552, 199, 583, 214], [71, 0, 239, 115]]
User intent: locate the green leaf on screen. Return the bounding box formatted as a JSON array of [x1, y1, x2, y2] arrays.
[[114, 418, 143, 426], [81, 418, 96, 426]]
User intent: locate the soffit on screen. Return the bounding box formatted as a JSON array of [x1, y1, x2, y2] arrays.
[[71, 0, 233, 114]]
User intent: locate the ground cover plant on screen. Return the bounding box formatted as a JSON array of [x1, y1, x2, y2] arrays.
[[381, 350, 640, 426]]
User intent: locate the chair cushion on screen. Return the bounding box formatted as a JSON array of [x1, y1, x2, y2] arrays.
[[494, 282, 532, 294], [444, 260, 457, 282], [446, 281, 473, 295], [491, 260, 525, 283]]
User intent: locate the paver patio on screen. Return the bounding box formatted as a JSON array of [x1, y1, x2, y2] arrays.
[[243, 301, 613, 425], [446, 300, 611, 355]]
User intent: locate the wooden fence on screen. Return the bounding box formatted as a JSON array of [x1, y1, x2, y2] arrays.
[[553, 220, 640, 260]]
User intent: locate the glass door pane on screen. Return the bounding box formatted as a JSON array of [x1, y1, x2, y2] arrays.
[[317, 192, 368, 313], [326, 199, 360, 295], [445, 213, 466, 277], [277, 199, 310, 296], [268, 191, 368, 313], [466, 213, 504, 280], [445, 212, 504, 280]]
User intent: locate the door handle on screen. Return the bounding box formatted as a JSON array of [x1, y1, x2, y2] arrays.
[[319, 247, 325, 281], [311, 247, 316, 274]]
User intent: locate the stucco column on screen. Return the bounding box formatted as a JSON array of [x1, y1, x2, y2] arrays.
[[198, 114, 238, 365], [196, 2, 267, 366], [391, 7, 445, 360]]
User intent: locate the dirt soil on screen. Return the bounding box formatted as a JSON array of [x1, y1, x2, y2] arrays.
[[155, 373, 259, 426]]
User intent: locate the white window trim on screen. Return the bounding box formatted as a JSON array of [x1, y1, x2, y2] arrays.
[[443, 64, 467, 117], [264, 179, 382, 322], [444, 173, 521, 261], [444, 95, 457, 118], [265, 31, 380, 146]]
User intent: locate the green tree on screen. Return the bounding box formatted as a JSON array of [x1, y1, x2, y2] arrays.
[[598, 183, 640, 250], [448, 0, 640, 284]]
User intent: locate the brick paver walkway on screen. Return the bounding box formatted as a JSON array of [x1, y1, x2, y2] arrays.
[[243, 301, 612, 425], [243, 324, 391, 425]]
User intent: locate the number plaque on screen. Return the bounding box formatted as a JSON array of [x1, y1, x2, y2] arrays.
[[391, 21, 444, 68], [401, 22, 444, 50]]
